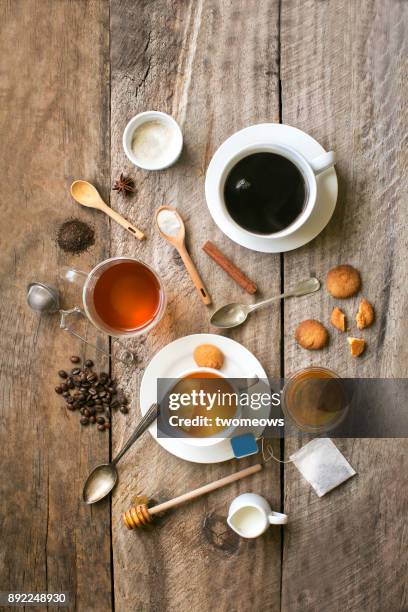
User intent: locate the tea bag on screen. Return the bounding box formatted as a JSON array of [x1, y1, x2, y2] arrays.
[[289, 438, 356, 497]]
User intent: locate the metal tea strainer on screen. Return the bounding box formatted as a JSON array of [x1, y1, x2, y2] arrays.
[[26, 282, 134, 365]]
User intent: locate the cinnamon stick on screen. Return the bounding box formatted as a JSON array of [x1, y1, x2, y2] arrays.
[[202, 240, 257, 294]]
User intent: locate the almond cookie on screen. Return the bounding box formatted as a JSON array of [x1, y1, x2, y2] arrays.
[[348, 337, 365, 357], [356, 299, 374, 329], [326, 265, 361, 298], [193, 344, 224, 370], [295, 320, 329, 350], [331, 307, 347, 331]]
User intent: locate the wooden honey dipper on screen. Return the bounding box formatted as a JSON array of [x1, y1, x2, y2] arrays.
[[123, 463, 262, 529]]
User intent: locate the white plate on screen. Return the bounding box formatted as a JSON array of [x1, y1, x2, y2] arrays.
[[205, 123, 338, 253], [140, 334, 269, 463]]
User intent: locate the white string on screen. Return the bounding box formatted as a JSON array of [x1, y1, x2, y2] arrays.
[[261, 438, 293, 464]]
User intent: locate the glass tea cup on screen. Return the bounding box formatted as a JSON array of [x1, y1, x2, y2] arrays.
[[282, 367, 349, 434], [60, 256, 166, 364]]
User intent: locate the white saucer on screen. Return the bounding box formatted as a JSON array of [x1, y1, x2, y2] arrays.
[[140, 334, 268, 464], [205, 123, 338, 253]]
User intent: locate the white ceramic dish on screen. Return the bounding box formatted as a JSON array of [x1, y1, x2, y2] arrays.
[[123, 111, 183, 170], [205, 123, 338, 253], [139, 334, 269, 464]]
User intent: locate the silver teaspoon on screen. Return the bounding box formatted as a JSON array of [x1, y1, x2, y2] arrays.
[[83, 403, 159, 504], [210, 277, 321, 329]]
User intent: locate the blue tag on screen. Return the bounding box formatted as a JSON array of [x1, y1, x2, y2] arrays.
[[230, 433, 258, 458]]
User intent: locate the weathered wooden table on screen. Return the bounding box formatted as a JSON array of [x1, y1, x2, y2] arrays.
[[1, 1, 407, 610]]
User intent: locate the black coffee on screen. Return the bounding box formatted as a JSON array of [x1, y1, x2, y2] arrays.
[[224, 152, 306, 234]]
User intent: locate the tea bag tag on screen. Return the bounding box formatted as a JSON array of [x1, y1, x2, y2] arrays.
[[289, 438, 356, 497], [230, 433, 259, 459]]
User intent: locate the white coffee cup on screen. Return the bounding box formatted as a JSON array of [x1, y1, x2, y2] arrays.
[[227, 493, 288, 538], [215, 143, 335, 239]]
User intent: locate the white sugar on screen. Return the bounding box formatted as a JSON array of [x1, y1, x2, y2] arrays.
[[131, 120, 176, 167], [157, 209, 181, 237]]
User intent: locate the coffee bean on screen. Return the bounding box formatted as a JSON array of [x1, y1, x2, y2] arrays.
[[87, 372, 97, 383], [71, 368, 80, 375], [89, 416, 96, 423], [110, 400, 119, 410], [85, 359, 94, 368], [100, 372, 108, 380], [108, 386, 116, 394], [67, 404, 76, 411], [96, 405, 104, 413], [60, 383, 68, 392], [104, 422, 111, 430], [80, 416, 89, 425], [88, 407, 96, 416], [70, 356, 80, 364], [55, 386, 63, 394], [89, 388, 97, 396], [66, 397, 74, 404], [86, 399, 95, 407], [67, 379, 75, 389], [62, 391, 69, 398], [96, 416, 105, 424], [58, 370, 68, 379], [83, 408, 90, 417], [97, 424, 105, 432], [120, 405, 129, 414], [98, 390, 106, 398], [95, 399, 102, 405]]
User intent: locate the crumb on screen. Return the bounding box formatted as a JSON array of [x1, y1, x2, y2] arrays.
[[326, 265, 361, 298], [295, 320, 329, 350], [331, 307, 347, 331], [348, 337, 366, 357], [356, 299, 375, 329], [193, 344, 224, 369]]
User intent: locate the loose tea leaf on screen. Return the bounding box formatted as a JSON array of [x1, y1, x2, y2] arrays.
[[56, 218, 95, 254]]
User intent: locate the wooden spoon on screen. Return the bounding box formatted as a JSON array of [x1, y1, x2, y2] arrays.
[[70, 180, 145, 241], [156, 205, 211, 305]]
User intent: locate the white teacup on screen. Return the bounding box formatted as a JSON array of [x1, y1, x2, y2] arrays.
[[163, 367, 240, 448], [227, 493, 288, 538], [216, 143, 335, 239]]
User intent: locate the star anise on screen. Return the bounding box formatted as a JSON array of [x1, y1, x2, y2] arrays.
[[112, 173, 136, 195]]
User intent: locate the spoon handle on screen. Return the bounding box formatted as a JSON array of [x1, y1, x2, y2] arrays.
[[99, 202, 145, 241], [177, 244, 212, 305], [248, 278, 320, 313], [112, 403, 159, 464]]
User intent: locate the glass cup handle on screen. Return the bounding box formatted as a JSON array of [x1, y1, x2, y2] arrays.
[[59, 307, 135, 366], [60, 266, 88, 287]]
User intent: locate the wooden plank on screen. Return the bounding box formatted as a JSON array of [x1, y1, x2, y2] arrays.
[[281, 1, 408, 610], [109, 1, 282, 610], [0, 1, 112, 610]]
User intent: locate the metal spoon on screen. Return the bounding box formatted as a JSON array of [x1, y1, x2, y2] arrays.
[[210, 277, 321, 329], [70, 180, 145, 241], [83, 403, 159, 504]]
